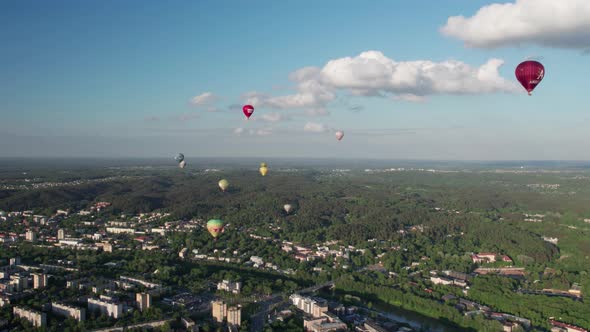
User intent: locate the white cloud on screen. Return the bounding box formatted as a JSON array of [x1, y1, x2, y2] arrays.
[[392, 94, 427, 102], [304, 122, 328, 133], [243, 51, 518, 113], [440, 0, 590, 49], [319, 51, 518, 95], [234, 127, 244, 135], [144, 116, 160, 122], [190, 92, 218, 106]]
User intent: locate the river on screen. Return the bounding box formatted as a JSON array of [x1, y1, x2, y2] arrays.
[[319, 289, 464, 332]]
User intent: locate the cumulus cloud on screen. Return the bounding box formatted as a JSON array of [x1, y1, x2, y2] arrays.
[[440, 0, 590, 49], [303, 122, 328, 133], [319, 51, 518, 95], [243, 51, 518, 113], [190, 92, 218, 106], [234, 127, 244, 135]]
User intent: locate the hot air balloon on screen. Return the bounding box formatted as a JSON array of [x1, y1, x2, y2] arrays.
[[179, 160, 187, 169], [243, 105, 254, 119], [284, 204, 293, 214], [218, 179, 229, 192], [207, 219, 224, 239], [515, 61, 545, 95], [175, 153, 185, 163], [259, 163, 268, 176], [335, 131, 344, 141]]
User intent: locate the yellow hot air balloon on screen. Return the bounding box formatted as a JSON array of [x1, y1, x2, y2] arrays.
[[218, 179, 229, 192], [259, 164, 268, 176]]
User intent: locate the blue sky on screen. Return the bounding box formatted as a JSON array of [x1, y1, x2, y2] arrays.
[[2, 0, 590, 160]]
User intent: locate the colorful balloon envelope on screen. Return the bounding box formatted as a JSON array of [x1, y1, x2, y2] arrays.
[[179, 160, 187, 169], [335, 131, 344, 141], [284, 204, 293, 214], [259, 166, 268, 176], [515, 61, 545, 95], [218, 179, 229, 192], [175, 153, 185, 163], [207, 219, 224, 238], [243, 105, 254, 119]]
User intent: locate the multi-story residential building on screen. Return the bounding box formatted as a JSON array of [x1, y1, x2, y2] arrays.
[[303, 312, 347, 332], [106, 227, 135, 234], [227, 305, 242, 326], [212, 300, 227, 323], [13, 306, 46, 328], [471, 253, 512, 264], [217, 280, 242, 294], [431, 276, 454, 286], [25, 231, 36, 243], [51, 302, 86, 322], [32, 273, 47, 289], [136, 292, 152, 312], [10, 274, 29, 292], [88, 297, 123, 319], [548, 319, 588, 332], [290, 294, 329, 318], [59, 238, 82, 247], [9, 257, 20, 266], [102, 242, 113, 253]]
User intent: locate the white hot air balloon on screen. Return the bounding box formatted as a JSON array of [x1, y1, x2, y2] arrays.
[[335, 130, 344, 141], [284, 204, 293, 214]]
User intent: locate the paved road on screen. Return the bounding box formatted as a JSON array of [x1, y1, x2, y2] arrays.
[[90, 319, 173, 332], [250, 295, 284, 332]]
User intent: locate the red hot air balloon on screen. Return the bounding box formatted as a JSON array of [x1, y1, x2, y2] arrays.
[[243, 105, 254, 119], [515, 61, 545, 96]]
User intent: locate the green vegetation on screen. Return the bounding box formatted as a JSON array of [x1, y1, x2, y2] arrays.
[[1, 164, 590, 330]]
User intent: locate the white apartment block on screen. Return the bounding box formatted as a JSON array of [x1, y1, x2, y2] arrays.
[[32, 273, 48, 289], [13, 306, 46, 327], [136, 292, 152, 312], [51, 302, 86, 321], [88, 297, 123, 319], [217, 280, 242, 294]]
